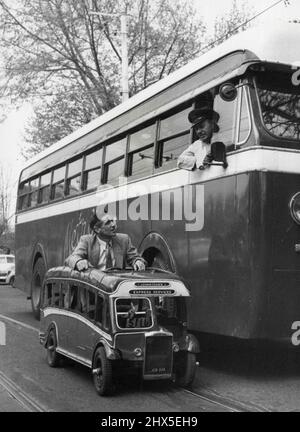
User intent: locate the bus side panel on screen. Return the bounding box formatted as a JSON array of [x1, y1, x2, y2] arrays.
[[151, 186, 189, 275], [186, 173, 254, 338], [264, 172, 300, 342]]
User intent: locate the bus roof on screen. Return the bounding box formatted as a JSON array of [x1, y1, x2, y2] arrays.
[[21, 21, 300, 178], [45, 266, 189, 295]]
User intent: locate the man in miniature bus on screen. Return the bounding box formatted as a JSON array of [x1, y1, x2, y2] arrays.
[[65, 212, 146, 272], [177, 107, 220, 170]]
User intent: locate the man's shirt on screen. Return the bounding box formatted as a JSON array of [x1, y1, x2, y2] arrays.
[[177, 139, 210, 170]]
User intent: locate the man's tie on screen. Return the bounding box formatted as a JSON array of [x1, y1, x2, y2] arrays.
[[105, 242, 113, 269]]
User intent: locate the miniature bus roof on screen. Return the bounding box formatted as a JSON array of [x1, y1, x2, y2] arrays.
[[21, 21, 300, 175], [45, 266, 190, 295]]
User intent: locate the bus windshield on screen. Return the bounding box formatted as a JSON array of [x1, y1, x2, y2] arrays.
[[256, 70, 300, 142]]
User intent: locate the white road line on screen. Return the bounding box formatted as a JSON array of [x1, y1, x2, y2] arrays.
[[0, 314, 39, 333]]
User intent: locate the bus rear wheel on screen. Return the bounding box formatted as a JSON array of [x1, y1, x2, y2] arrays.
[[31, 257, 46, 320]]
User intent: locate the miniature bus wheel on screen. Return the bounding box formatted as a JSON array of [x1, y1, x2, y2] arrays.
[[175, 352, 197, 388], [92, 347, 114, 396], [46, 328, 62, 368], [31, 257, 46, 320]]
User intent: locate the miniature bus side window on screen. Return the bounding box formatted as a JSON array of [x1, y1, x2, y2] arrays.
[[51, 282, 60, 307], [69, 284, 79, 311], [78, 286, 87, 315], [60, 282, 69, 309], [95, 294, 104, 326], [44, 283, 53, 307], [87, 290, 96, 320]]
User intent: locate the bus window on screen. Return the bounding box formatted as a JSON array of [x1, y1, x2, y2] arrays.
[[238, 86, 251, 144], [66, 158, 82, 196], [256, 70, 300, 143], [159, 107, 191, 139], [18, 194, 29, 211], [39, 172, 51, 204], [83, 148, 102, 190], [28, 177, 39, 208], [87, 290, 96, 320], [51, 166, 65, 200], [157, 107, 191, 171], [104, 138, 126, 184], [213, 93, 236, 149], [128, 125, 155, 179], [18, 181, 30, 210], [160, 134, 190, 170]]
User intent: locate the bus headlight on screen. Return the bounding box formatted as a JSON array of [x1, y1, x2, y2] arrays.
[[290, 192, 300, 224]]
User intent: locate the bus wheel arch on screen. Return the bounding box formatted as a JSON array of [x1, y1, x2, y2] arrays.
[[139, 233, 177, 273], [31, 249, 47, 321]]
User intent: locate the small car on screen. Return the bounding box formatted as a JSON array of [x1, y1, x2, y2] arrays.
[[39, 266, 200, 396], [0, 254, 15, 286]]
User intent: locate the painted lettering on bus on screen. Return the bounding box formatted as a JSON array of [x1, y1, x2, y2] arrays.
[[291, 64, 300, 86], [291, 321, 300, 346]]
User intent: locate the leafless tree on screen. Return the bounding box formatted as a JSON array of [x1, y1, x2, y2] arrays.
[[0, 164, 14, 237]]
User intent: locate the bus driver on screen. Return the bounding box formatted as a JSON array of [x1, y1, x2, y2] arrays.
[[177, 107, 220, 170]]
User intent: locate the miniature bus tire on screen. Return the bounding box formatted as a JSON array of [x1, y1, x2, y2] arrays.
[[31, 257, 46, 320], [46, 328, 62, 368], [175, 352, 197, 388], [9, 276, 15, 288], [92, 347, 114, 396]]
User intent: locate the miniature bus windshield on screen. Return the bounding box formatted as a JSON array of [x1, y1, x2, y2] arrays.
[[155, 297, 186, 328], [256, 70, 300, 142], [116, 298, 153, 329]]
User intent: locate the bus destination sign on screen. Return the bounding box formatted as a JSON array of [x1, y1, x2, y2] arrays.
[[129, 289, 175, 295]]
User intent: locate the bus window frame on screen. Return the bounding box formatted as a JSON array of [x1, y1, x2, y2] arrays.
[[65, 156, 84, 197], [82, 146, 103, 192], [154, 104, 192, 173], [234, 81, 252, 148], [50, 164, 66, 202]]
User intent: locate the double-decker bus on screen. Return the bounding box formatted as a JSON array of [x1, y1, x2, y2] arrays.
[[16, 22, 300, 344]]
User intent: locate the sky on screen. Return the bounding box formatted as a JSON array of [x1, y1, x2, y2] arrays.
[[1, 0, 300, 213]]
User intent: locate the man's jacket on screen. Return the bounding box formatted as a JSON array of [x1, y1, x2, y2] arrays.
[[65, 233, 144, 270]]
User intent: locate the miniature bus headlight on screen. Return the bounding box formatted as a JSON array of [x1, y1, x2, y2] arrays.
[[134, 347, 143, 357], [289, 192, 300, 224]]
